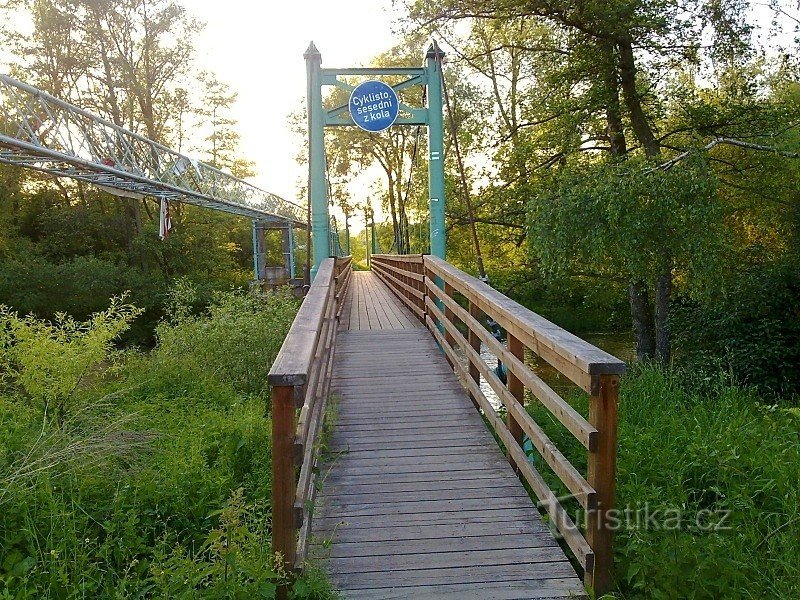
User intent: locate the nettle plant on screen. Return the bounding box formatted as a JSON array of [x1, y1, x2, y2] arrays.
[[0, 295, 142, 425]]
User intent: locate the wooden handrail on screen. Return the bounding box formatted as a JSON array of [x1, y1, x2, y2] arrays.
[[370, 254, 426, 320], [424, 256, 625, 393], [268, 255, 352, 580], [367, 254, 625, 595]]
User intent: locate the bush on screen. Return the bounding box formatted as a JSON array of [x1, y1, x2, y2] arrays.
[[671, 258, 800, 395], [149, 283, 300, 396], [1, 296, 142, 421]]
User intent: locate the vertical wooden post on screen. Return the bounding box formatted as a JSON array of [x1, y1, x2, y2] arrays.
[[415, 258, 425, 318], [466, 300, 482, 409], [271, 384, 297, 594], [585, 373, 620, 594], [443, 282, 456, 347], [507, 334, 525, 465]]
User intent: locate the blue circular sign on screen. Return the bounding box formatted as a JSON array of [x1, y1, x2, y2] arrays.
[[349, 80, 399, 133]]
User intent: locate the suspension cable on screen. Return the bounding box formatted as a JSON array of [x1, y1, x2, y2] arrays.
[[439, 56, 488, 282], [399, 125, 422, 255]]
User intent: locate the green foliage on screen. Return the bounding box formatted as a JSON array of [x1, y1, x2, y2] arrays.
[[0, 296, 142, 420], [0, 291, 335, 598], [671, 257, 800, 394], [526, 366, 800, 599], [528, 157, 725, 286], [151, 283, 300, 396], [488, 267, 630, 333], [149, 488, 281, 598], [0, 253, 141, 322], [0, 198, 264, 347]]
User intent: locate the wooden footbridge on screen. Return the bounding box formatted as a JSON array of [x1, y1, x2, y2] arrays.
[[269, 255, 626, 598], [0, 46, 628, 599]]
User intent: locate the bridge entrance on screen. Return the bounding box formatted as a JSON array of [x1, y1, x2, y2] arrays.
[[304, 41, 447, 277]]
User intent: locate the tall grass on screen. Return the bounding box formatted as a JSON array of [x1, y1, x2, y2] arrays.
[[527, 365, 800, 599], [0, 287, 337, 598]]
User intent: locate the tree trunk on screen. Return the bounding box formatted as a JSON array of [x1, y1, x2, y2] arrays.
[[654, 261, 673, 364], [629, 280, 656, 360], [616, 37, 660, 158], [386, 174, 400, 253], [602, 43, 627, 158]]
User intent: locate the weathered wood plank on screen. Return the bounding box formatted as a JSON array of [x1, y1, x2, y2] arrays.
[[317, 498, 541, 523], [344, 271, 422, 331], [323, 533, 559, 560], [312, 506, 548, 531], [324, 467, 506, 489], [327, 418, 473, 433], [333, 571, 579, 593], [328, 432, 494, 452], [325, 547, 571, 575], [316, 485, 529, 509], [320, 472, 522, 496], [334, 400, 475, 415], [337, 578, 584, 599], [315, 519, 550, 544]]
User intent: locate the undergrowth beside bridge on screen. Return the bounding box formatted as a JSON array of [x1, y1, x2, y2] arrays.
[[526, 366, 800, 599], [0, 286, 336, 598]]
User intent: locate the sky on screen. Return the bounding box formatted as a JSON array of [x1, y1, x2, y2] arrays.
[[190, 0, 407, 206]]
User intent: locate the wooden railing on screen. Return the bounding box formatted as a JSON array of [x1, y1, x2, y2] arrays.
[[371, 254, 626, 594], [370, 254, 425, 321], [268, 255, 352, 577]]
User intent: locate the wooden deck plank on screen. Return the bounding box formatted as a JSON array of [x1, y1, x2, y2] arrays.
[[315, 484, 530, 506], [369, 274, 403, 329], [315, 520, 550, 544], [325, 533, 560, 559], [345, 271, 422, 331], [336, 578, 582, 599], [312, 278, 584, 598], [312, 272, 584, 598], [313, 507, 552, 531]]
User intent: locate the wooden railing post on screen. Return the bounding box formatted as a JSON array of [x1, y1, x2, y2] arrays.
[[271, 383, 298, 592], [506, 334, 525, 463], [585, 373, 620, 594], [443, 281, 456, 348], [466, 300, 482, 409]]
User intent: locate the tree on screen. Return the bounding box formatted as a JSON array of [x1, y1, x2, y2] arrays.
[[194, 72, 256, 178], [407, 0, 799, 362], [0, 0, 261, 340]]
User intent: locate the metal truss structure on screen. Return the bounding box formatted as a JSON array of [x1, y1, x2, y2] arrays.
[[0, 74, 305, 225]]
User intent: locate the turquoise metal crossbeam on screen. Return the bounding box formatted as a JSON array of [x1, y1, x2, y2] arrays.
[[321, 68, 425, 76]]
